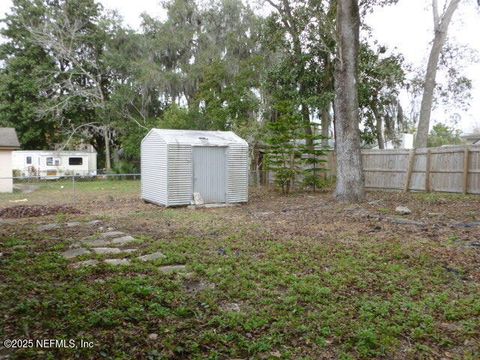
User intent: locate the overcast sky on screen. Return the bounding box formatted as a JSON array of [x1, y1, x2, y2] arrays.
[[1, 0, 479, 132]]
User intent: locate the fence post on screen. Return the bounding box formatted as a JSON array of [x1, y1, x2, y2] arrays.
[[404, 149, 415, 193], [463, 147, 470, 194], [425, 149, 431, 192]]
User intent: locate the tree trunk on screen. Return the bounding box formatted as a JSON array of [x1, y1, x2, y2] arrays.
[[299, 77, 312, 145], [414, 0, 461, 148], [321, 108, 331, 147], [374, 107, 385, 149], [302, 102, 313, 148], [377, 117, 385, 149], [104, 126, 111, 171], [334, 0, 365, 202], [299, 67, 312, 148], [397, 103, 405, 132]]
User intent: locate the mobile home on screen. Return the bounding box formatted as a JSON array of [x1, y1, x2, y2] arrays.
[[12, 150, 97, 178]]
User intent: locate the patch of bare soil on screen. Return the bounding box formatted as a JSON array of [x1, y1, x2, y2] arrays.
[[0, 205, 82, 218]]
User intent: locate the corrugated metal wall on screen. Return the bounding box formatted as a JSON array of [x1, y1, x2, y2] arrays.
[[141, 132, 168, 205], [226, 143, 249, 203], [142, 131, 249, 206], [193, 146, 226, 203], [167, 144, 193, 206]]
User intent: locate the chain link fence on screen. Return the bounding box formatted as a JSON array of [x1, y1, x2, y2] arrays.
[[0, 171, 271, 208], [0, 174, 141, 208]]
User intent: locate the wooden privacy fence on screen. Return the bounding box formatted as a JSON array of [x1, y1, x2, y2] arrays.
[[361, 145, 480, 194]]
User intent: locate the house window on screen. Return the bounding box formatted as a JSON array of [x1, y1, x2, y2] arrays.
[[68, 157, 83, 166], [26, 156, 32, 165], [46, 157, 60, 166]]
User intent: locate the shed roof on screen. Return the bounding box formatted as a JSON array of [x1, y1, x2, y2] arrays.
[[147, 129, 247, 146], [0, 128, 20, 149]]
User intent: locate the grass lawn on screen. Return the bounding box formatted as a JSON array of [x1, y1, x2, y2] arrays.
[[0, 179, 140, 206], [0, 185, 479, 359]]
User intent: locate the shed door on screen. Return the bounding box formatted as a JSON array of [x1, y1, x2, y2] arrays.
[[193, 147, 226, 203]]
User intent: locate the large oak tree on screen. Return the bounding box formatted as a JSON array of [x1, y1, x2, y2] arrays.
[[334, 0, 365, 202]]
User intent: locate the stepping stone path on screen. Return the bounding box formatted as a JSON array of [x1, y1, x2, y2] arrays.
[[159, 265, 187, 273], [81, 238, 111, 247], [38, 223, 60, 231], [104, 258, 130, 266], [70, 259, 99, 269], [56, 220, 186, 272], [66, 222, 81, 228], [87, 220, 102, 226], [101, 231, 125, 238], [62, 248, 91, 259], [91, 247, 135, 255], [111, 235, 136, 245], [138, 251, 166, 262]]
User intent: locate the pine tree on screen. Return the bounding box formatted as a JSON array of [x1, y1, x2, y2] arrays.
[[301, 126, 329, 192], [265, 104, 304, 194]]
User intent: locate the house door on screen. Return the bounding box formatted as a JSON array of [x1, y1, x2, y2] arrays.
[[193, 147, 226, 203]]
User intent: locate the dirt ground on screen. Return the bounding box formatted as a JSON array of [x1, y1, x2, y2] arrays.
[[75, 188, 480, 282], [1, 188, 479, 359]]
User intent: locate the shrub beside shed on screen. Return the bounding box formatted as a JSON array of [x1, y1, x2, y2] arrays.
[[141, 129, 248, 207]]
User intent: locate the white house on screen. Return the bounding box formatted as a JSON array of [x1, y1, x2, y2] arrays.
[[0, 128, 20, 192], [373, 133, 414, 150], [141, 129, 249, 207], [461, 133, 480, 145], [12, 150, 97, 178]]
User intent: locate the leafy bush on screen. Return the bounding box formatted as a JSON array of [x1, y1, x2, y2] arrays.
[[112, 161, 138, 174]]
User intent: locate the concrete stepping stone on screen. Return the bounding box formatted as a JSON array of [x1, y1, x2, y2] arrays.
[[61, 248, 90, 259], [91, 247, 121, 255], [159, 265, 186, 273], [70, 259, 99, 269], [38, 223, 59, 231], [104, 258, 130, 266], [101, 231, 125, 238], [111, 235, 136, 245], [82, 238, 111, 247], [91, 247, 136, 255], [137, 251, 166, 262], [66, 222, 81, 228]]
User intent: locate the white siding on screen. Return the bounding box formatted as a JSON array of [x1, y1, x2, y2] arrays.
[[193, 146, 226, 203], [141, 129, 249, 207], [88, 153, 97, 173], [167, 144, 192, 206], [12, 151, 97, 177], [141, 132, 168, 205], [0, 150, 13, 192], [226, 143, 249, 203]]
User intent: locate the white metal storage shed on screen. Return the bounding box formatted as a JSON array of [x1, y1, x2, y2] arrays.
[[141, 129, 248, 207]]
